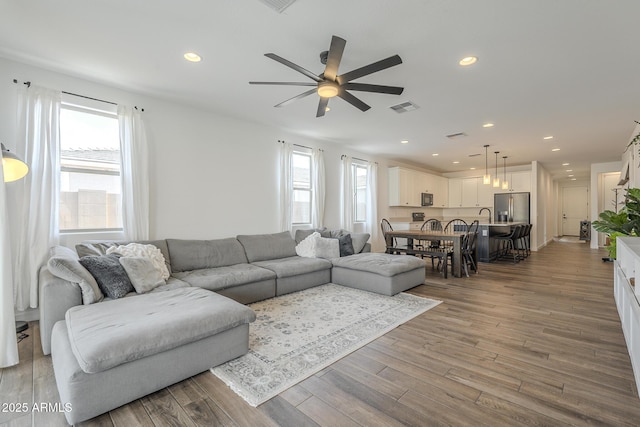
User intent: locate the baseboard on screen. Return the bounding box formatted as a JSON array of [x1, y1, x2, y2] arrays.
[[15, 307, 39, 322]]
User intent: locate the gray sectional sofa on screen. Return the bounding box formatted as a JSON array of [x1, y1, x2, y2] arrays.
[[40, 229, 425, 424]]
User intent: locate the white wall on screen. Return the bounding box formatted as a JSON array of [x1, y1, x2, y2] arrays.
[[0, 57, 382, 250], [532, 161, 554, 250]]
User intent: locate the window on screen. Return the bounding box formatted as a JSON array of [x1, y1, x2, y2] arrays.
[[353, 163, 368, 222], [292, 151, 312, 224], [59, 101, 122, 231]]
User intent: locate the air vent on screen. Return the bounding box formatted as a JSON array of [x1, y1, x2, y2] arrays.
[[258, 0, 297, 13], [389, 101, 420, 113], [446, 132, 467, 139]]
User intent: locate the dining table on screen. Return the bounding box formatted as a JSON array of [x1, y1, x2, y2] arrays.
[[383, 229, 470, 278]]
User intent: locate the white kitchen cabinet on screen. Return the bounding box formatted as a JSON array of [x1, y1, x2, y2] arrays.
[[448, 178, 463, 207], [449, 177, 493, 207], [503, 171, 531, 192], [613, 237, 640, 396], [388, 167, 421, 207], [388, 167, 446, 207]]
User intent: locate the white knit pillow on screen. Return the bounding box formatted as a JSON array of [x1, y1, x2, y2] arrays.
[[315, 236, 340, 259], [295, 232, 320, 258], [106, 243, 170, 280]]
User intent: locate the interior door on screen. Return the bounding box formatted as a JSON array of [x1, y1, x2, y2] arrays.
[[562, 186, 589, 236]]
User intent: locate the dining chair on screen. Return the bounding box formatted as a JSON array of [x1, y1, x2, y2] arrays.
[[417, 218, 443, 269], [380, 218, 413, 255], [461, 227, 479, 276], [444, 218, 469, 233]]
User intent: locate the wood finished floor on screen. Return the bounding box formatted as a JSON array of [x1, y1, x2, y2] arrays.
[[2, 240, 640, 426]]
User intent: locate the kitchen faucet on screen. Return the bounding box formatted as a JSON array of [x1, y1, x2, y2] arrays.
[[479, 207, 492, 224]]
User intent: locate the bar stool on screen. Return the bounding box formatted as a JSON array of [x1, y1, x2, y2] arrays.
[[495, 224, 522, 263]]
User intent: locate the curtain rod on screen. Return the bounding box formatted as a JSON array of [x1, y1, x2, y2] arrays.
[[278, 140, 323, 152], [341, 154, 377, 164], [12, 79, 144, 112]]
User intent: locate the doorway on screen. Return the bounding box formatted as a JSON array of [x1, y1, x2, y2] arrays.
[[561, 186, 589, 236]]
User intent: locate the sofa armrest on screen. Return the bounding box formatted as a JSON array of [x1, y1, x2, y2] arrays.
[[39, 266, 82, 355]]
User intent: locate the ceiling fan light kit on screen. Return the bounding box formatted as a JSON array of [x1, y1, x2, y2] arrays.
[[250, 35, 404, 117]]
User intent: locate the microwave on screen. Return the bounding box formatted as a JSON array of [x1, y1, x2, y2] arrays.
[[421, 193, 433, 207]]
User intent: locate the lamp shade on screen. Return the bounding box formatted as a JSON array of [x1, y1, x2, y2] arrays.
[[1, 143, 29, 182]]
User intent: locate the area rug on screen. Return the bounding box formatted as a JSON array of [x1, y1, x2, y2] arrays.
[[211, 283, 441, 406]]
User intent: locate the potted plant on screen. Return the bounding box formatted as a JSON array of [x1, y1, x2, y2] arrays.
[[593, 188, 640, 258]]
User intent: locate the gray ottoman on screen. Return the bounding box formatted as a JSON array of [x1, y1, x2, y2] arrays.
[[51, 287, 255, 425], [331, 253, 425, 296]]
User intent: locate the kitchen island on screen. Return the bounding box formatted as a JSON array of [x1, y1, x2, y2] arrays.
[[476, 222, 527, 262]]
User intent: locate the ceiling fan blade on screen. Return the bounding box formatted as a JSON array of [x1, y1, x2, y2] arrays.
[[323, 36, 346, 81], [316, 97, 329, 117], [265, 53, 322, 82], [274, 88, 317, 108], [338, 89, 370, 112], [249, 81, 317, 86], [337, 54, 403, 84], [343, 83, 404, 95]]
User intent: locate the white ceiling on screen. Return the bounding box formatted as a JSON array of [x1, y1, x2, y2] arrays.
[[1, 0, 639, 180]]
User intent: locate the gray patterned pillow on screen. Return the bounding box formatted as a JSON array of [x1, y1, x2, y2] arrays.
[[79, 254, 134, 299]]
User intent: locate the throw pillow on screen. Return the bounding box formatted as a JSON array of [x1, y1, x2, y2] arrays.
[[338, 234, 355, 257], [295, 232, 320, 258], [47, 255, 104, 304], [119, 257, 166, 293], [79, 254, 134, 299], [315, 236, 340, 259], [106, 243, 170, 280]]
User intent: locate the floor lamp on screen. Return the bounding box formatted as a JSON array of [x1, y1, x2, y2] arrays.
[[1, 143, 29, 334]]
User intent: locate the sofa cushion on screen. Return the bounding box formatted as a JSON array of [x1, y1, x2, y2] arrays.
[[172, 264, 275, 291], [253, 256, 332, 278], [79, 254, 134, 299], [337, 234, 355, 257], [350, 233, 371, 253], [119, 257, 166, 293], [331, 253, 426, 277], [47, 247, 104, 304], [166, 238, 248, 273], [65, 287, 256, 374], [295, 232, 340, 259], [237, 232, 297, 262], [294, 227, 327, 244]]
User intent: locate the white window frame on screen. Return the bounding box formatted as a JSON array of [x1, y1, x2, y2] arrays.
[[59, 99, 123, 233], [353, 162, 368, 223], [292, 149, 313, 225]]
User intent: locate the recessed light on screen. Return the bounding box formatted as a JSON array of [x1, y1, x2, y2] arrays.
[[562, 163, 570, 166], [400, 140, 409, 144], [568, 174, 574, 177], [453, 161, 460, 164], [459, 56, 478, 66], [571, 178, 577, 181], [432, 153, 439, 156], [470, 167, 476, 170], [552, 148, 560, 152], [543, 136, 554, 140], [483, 123, 494, 128], [184, 52, 202, 62], [566, 169, 573, 172]]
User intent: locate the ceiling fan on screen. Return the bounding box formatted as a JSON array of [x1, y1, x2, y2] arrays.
[[250, 35, 404, 117]]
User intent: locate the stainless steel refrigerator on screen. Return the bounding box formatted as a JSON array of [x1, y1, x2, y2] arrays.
[[494, 192, 530, 223]]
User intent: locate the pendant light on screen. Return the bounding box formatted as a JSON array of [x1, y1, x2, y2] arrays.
[[483, 145, 490, 185], [502, 156, 509, 190], [1, 143, 29, 182], [493, 151, 500, 188]]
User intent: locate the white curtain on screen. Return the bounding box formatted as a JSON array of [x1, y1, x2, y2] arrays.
[[0, 161, 18, 368], [340, 155, 354, 231], [365, 162, 379, 246], [311, 148, 325, 229], [279, 142, 293, 231], [118, 106, 150, 241], [10, 85, 61, 311]]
